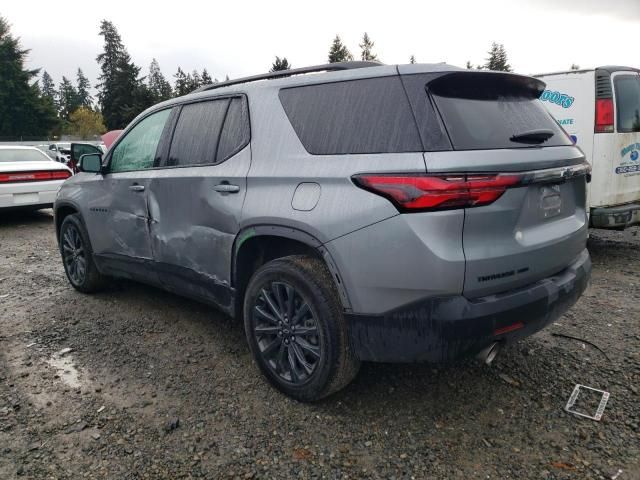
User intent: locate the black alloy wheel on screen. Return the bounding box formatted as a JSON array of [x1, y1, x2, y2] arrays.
[[251, 281, 322, 385], [62, 222, 87, 285]]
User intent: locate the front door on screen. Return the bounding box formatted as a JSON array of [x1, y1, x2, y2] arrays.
[[147, 96, 251, 311], [84, 108, 173, 279]]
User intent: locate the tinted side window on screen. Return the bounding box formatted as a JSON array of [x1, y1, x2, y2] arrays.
[[400, 74, 452, 151], [110, 109, 171, 172], [217, 97, 250, 162], [614, 74, 640, 133], [279, 77, 422, 155], [168, 99, 229, 166]]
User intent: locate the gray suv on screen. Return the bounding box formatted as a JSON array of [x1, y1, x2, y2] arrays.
[[55, 62, 591, 401]]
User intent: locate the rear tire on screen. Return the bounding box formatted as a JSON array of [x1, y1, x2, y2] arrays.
[[243, 255, 360, 402], [59, 214, 106, 293]]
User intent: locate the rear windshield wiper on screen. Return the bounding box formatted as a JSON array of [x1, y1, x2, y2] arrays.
[[510, 129, 555, 144]]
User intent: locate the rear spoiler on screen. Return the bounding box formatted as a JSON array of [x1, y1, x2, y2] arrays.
[[427, 71, 546, 100]]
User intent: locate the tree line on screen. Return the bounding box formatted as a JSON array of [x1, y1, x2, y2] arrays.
[[3, 14, 542, 139]]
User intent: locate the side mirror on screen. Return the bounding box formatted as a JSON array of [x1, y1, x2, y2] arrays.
[[79, 153, 103, 173]]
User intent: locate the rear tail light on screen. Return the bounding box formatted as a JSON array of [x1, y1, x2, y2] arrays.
[[0, 170, 72, 184], [595, 98, 614, 133], [352, 173, 522, 212]]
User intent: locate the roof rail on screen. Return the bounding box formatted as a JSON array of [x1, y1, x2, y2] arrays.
[[192, 61, 384, 93]]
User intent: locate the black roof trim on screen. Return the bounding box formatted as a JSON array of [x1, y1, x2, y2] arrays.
[[534, 65, 639, 78], [596, 65, 640, 74], [193, 61, 384, 93]]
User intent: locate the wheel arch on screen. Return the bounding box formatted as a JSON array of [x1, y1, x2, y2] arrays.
[[232, 225, 352, 317], [54, 201, 82, 242]]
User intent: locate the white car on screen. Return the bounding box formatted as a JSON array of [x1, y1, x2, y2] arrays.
[[0, 146, 72, 211], [47, 142, 72, 164]]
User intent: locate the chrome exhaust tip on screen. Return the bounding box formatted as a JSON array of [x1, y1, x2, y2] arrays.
[[477, 342, 500, 365]]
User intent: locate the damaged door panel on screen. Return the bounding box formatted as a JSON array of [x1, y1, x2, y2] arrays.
[[85, 108, 172, 280], [147, 96, 251, 311]]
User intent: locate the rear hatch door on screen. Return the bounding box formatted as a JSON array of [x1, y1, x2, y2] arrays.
[[422, 71, 589, 297]]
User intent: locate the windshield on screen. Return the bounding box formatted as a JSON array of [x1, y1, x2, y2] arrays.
[[614, 74, 640, 133], [0, 149, 50, 163]]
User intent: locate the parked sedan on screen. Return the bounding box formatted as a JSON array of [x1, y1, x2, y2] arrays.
[[0, 146, 72, 211]]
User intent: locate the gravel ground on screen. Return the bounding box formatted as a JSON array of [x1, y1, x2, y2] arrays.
[[0, 210, 638, 480]]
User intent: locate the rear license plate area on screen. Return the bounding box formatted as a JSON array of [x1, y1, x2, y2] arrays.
[[13, 193, 39, 205], [540, 184, 562, 218]]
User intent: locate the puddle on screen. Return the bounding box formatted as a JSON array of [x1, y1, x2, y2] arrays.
[[47, 349, 82, 389]]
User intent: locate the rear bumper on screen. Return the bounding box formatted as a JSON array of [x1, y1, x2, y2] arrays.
[[0, 181, 61, 209], [346, 248, 591, 363], [590, 202, 640, 229]]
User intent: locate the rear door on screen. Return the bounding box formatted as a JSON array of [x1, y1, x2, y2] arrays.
[[405, 71, 589, 297], [147, 96, 251, 311], [607, 71, 640, 205]]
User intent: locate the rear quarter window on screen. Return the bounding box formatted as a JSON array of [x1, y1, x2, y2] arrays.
[[279, 77, 423, 155]]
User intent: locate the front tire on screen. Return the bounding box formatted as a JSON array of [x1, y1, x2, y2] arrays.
[[243, 255, 360, 402], [59, 214, 106, 293]]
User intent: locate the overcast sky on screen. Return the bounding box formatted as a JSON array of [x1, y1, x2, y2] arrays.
[[4, 0, 640, 91]]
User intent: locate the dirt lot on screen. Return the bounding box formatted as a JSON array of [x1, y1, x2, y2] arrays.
[[0, 210, 638, 479]]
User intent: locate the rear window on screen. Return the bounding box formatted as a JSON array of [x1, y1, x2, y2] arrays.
[[614, 74, 640, 133], [429, 72, 573, 150], [279, 77, 422, 155], [0, 149, 49, 163]]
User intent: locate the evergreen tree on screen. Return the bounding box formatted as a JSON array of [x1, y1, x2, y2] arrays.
[[40, 70, 58, 118], [328, 35, 353, 63], [58, 76, 80, 121], [359, 32, 378, 61], [484, 42, 511, 72], [148, 58, 172, 102], [409, 55, 416, 64], [189, 70, 202, 91], [201, 68, 213, 85], [270, 56, 291, 72], [466, 60, 473, 69], [96, 20, 152, 129], [113, 54, 153, 124], [41, 71, 57, 101], [0, 17, 58, 137], [76, 68, 92, 109], [173, 67, 190, 96]]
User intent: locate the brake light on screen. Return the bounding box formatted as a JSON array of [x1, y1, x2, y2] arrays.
[[595, 98, 614, 133], [353, 173, 522, 212], [0, 170, 71, 184]]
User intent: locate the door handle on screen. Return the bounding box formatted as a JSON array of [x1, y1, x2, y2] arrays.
[[212, 183, 240, 193], [129, 184, 145, 192]]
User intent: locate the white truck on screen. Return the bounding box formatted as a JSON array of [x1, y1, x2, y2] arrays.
[[535, 66, 640, 229]]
